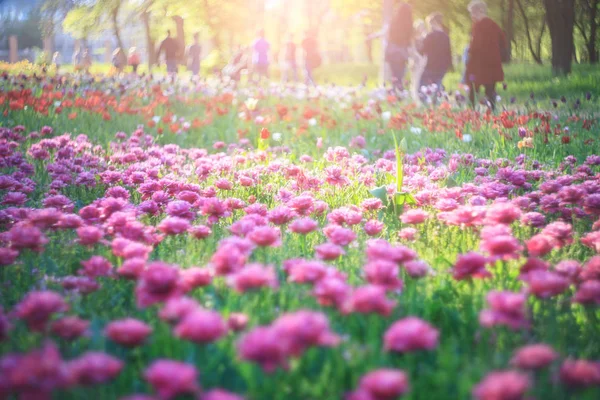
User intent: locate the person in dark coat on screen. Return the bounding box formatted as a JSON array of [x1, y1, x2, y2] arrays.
[[386, 2, 413, 89], [157, 30, 180, 76], [419, 12, 452, 90], [187, 33, 202, 77], [465, 1, 507, 110]]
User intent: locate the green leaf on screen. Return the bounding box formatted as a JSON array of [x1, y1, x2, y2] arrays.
[[369, 186, 389, 206], [391, 132, 404, 193]]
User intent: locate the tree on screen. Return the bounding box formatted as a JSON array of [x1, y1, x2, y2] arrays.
[[575, 0, 599, 62], [544, 0, 576, 74], [516, 0, 546, 64], [62, 5, 101, 45]]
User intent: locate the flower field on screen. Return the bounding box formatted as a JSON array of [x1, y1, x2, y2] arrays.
[[1, 67, 600, 400]]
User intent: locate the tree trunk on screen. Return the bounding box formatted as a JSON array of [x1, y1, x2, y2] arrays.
[[588, 0, 599, 63], [112, 9, 125, 52], [506, 0, 515, 61], [141, 9, 155, 68], [172, 15, 185, 65], [544, 0, 575, 75], [516, 0, 544, 64]]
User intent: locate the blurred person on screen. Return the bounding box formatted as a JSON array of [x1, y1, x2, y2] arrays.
[[128, 47, 141, 74], [282, 34, 298, 83], [223, 45, 248, 83], [112, 48, 127, 73], [465, 0, 507, 110], [72, 48, 81, 71], [301, 30, 321, 86], [187, 32, 202, 78], [385, 2, 413, 90], [157, 30, 180, 77], [81, 48, 92, 73], [418, 13, 452, 91], [252, 29, 270, 82], [52, 51, 62, 73]]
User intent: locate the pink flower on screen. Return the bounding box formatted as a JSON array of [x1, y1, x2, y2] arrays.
[[166, 200, 195, 220], [285, 259, 328, 284], [50, 316, 89, 341], [158, 217, 191, 235], [189, 224, 212, 239], [559, 359, 600, 387], [573, 280, 600, 304], [135, 262, 183, 308], [383, 317, 439, 353], [6, 223, 48, 252], [347, 285, 396, 316], [144, 360, 200, 399], [472, 370, 530, 400], [524, 270, 570, 299], [201, 389, 245, 400], [227, 312, 249, 332], [351, 368, 410, 400], [76, 225, 104, 246], [581, 256, 600, 281], [117, 257, 146, 280], [267, 206, 296, 225], [485, 202, 521, 225], [480, 234, 523, 260], [0, 247, 19, 266], [248, 226, 281, 247], [60, 276, 100, 294], [68, 352, 123, 385], [398, 227, 417, 241], [404, 260, 430, 278], [323, 224, 356, 246], [272, 310, 340, 356], [364, 220, 384, 236], [452, 252, 490, 281], [237, 326, 288, 372], [541, 221, 573, 247], [313, 277, 351, 308], [400, 209, 429, 225], [289, 217, 318, 234], [510, 344, 557, 369], [364, 260, 403, 291], [365, 239, 416, 264], [526, 234, 556, 257], [15, 290, 68, 331], [479, 291, 528, 330], [226, 264, 278, 292], [4, 341, 70, 398], [80, 256, 112, 278], [159, 297, 200, 324], [105, 318, 152, 347], [174, 309, 227, 343], [315, 242, 346, 261], [582, 230, 600, 253], [180, 267, 213, 291]]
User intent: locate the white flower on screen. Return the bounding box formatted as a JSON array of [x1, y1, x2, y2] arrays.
[[410, 127, 422, 135], [182, 122, 191, 130], [54, 101, 61, 108], [238, 112, 246, 119], [245, 97, 258, 111], [462, 134, 473, 143], [255, 115, 265, 124], [496, 95, 502, 102], [382, 111, 392, 121], [172, 115, 177, 123], [152, 116, 160, 124], [272, 132, 282, 142], [308, 118, 317, 127], [564, 126, 570, 132]]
